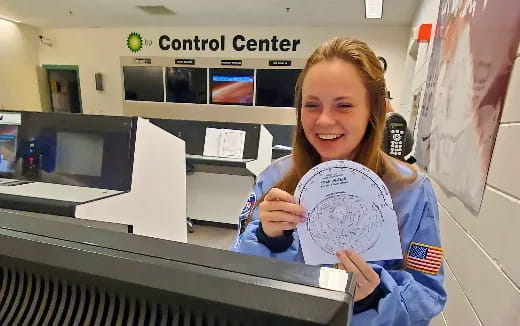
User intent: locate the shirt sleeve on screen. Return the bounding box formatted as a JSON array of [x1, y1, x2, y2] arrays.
[[232, 219, 301, 262], [352, 179, 447, 326]]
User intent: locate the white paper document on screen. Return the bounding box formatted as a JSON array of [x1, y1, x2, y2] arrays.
[[203, 128, 222, 157], [218, 129, 246, 159], [203, 128, 246, 159], [295, 160, 403, 265]]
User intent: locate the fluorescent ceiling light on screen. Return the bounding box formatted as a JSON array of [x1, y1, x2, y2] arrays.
[[0, 16, 21, 23], [365, 0, 383, 19]]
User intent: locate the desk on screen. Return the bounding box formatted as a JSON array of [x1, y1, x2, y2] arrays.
[[185, 126, 272, 225], [0, 179, 122, 217], [150, 119, 273, 225], [186, 154, 255, 176]]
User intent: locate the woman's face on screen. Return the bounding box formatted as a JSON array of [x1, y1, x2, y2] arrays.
[[301, 59, 371, 162]]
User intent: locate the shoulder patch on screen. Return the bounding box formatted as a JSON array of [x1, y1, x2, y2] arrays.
[[239, 192, 257, 219], [238, 192, 257, 236], [406, 242, 443, 275]]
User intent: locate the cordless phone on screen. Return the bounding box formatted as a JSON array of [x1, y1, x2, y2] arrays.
[[385, 113, 408, 161]]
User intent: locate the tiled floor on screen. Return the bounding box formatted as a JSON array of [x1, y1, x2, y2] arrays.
[[187, 224, 236, 250]]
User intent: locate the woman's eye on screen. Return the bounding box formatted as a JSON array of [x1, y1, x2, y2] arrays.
[[304, 103, 320, 109], [337, 103, 352, 109]]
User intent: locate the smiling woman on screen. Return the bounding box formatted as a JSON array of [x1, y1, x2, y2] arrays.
[[232, 37, 446, 326]]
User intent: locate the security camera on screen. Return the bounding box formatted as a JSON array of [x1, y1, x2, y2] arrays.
[[39, 35, 52, 47]]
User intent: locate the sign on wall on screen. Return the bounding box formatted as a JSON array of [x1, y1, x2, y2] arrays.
[[415, 0, 520, 212], [126, 32, 302, 53]]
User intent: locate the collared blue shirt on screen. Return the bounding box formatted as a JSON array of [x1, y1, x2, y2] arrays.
[[232, 155, 446, 326]]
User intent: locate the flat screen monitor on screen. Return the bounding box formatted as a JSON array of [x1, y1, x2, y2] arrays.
[[0, 125, 18, 173], [256, 69, 301, 107], [15, 112, 136, 191], [123, 66, 164, 102], [210, 68, 254, 106], [55, 131, 104, 177], [0, 211, 355, 326], [165, 67, 208, 104]]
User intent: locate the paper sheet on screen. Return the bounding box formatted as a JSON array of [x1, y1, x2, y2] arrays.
[[203, 128, 246, 159], [218, 129, 246, 159], [203, 128, 222, 157], [295, 160, 403, 265]]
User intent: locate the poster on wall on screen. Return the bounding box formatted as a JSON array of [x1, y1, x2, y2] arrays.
[[415, 0, 520, 212]]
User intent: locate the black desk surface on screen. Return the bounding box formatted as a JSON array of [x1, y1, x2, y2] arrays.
[[186, 154, 255, 177]]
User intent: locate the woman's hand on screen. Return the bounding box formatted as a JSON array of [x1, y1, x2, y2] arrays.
[[335, 249, 380, 302], [259, 188, 306, 238]]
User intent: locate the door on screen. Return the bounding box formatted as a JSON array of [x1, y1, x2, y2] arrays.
[[43, 65, 83, 113]]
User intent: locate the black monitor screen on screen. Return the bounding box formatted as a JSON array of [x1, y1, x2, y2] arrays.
[[123, 66, 164, 102], [15, 112, 136, 191], [0, 125, 18, 173], [55, 131, 104, 177], [165, 67, 207, 104], [256, 69, 301, 107], [210, 69, 254, 106]]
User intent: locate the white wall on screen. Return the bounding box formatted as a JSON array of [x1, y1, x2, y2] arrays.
[[0, 20, 42, 111], [399, 0, 441, 121], [409, 1, 520, 325], [38, 26, 409, 118]]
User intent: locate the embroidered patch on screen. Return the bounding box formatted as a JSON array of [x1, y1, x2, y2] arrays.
[[239, 192, 256, 219], [238, 192, 256, 235], [406, 242, 443, 275]]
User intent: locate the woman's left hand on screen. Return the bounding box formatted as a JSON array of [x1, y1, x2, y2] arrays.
[[335, 249, 380, 302]]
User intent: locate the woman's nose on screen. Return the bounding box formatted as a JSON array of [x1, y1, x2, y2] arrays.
[[316, 109, 336, 126]]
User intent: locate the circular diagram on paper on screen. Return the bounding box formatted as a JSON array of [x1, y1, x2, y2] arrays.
[[306, 194, 384, 255]]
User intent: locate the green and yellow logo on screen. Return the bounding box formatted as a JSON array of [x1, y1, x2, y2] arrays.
[[127, 32, 143, 53]]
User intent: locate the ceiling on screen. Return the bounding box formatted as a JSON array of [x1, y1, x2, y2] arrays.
[[0, 0, 421, 28]]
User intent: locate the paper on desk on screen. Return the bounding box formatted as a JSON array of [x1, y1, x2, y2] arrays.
[[295, 160, 402, 265], [218, 129, 246, 159], [203, 128, 222, 157], [203, 128, 246, 159]]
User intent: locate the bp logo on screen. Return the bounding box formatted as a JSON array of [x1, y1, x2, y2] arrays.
[[127, 32, 143, 53]]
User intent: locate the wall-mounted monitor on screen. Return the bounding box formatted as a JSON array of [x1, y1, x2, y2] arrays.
[[256, 69, 301, 107], [0, 125, 18, 173], [123, 66, 164, 102], [165, 67, 207, 104], [209, 68, 254, 106]]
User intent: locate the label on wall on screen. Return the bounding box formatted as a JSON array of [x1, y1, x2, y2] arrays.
[[221, 60, 243, 66], [269, 60, 292, 67], [175, 59, 196, 65]]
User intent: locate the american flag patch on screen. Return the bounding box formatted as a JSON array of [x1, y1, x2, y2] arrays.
[[406, 242, 443, 275]]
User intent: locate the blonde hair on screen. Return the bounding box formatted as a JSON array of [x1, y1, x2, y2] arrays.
[[269, 37, 417, 197]]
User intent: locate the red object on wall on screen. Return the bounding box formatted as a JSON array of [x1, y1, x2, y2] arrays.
[[418, 24, 433, 42]]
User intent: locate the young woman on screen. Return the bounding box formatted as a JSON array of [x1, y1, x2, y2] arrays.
[[233, 37, 446, 325]]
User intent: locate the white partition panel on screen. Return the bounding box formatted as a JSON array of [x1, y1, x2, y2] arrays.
[[76, 118, 187, 243]]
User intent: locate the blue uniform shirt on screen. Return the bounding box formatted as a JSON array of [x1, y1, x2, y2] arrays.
[[232, 156, 447, 326]]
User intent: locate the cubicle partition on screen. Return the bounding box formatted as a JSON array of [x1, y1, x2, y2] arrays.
[[0, 111, 188, 243], [151, 118, 272, 225], [264, 124, 294, 159]]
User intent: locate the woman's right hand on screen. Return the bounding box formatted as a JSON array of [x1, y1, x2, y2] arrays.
[[258, 188, 306, 238]]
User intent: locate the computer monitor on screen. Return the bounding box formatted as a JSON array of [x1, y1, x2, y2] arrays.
[[0, 210, 354, 325], [15, 112, 136, 191], [256, 69, 301, 107], [209, 68, 254, 106], [165, 67, 208, 104], [123, 66, 164, 102], [0, 125, 18, 173]]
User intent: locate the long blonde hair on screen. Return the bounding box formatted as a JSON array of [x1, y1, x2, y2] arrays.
[[271, 37, 417, 196]]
